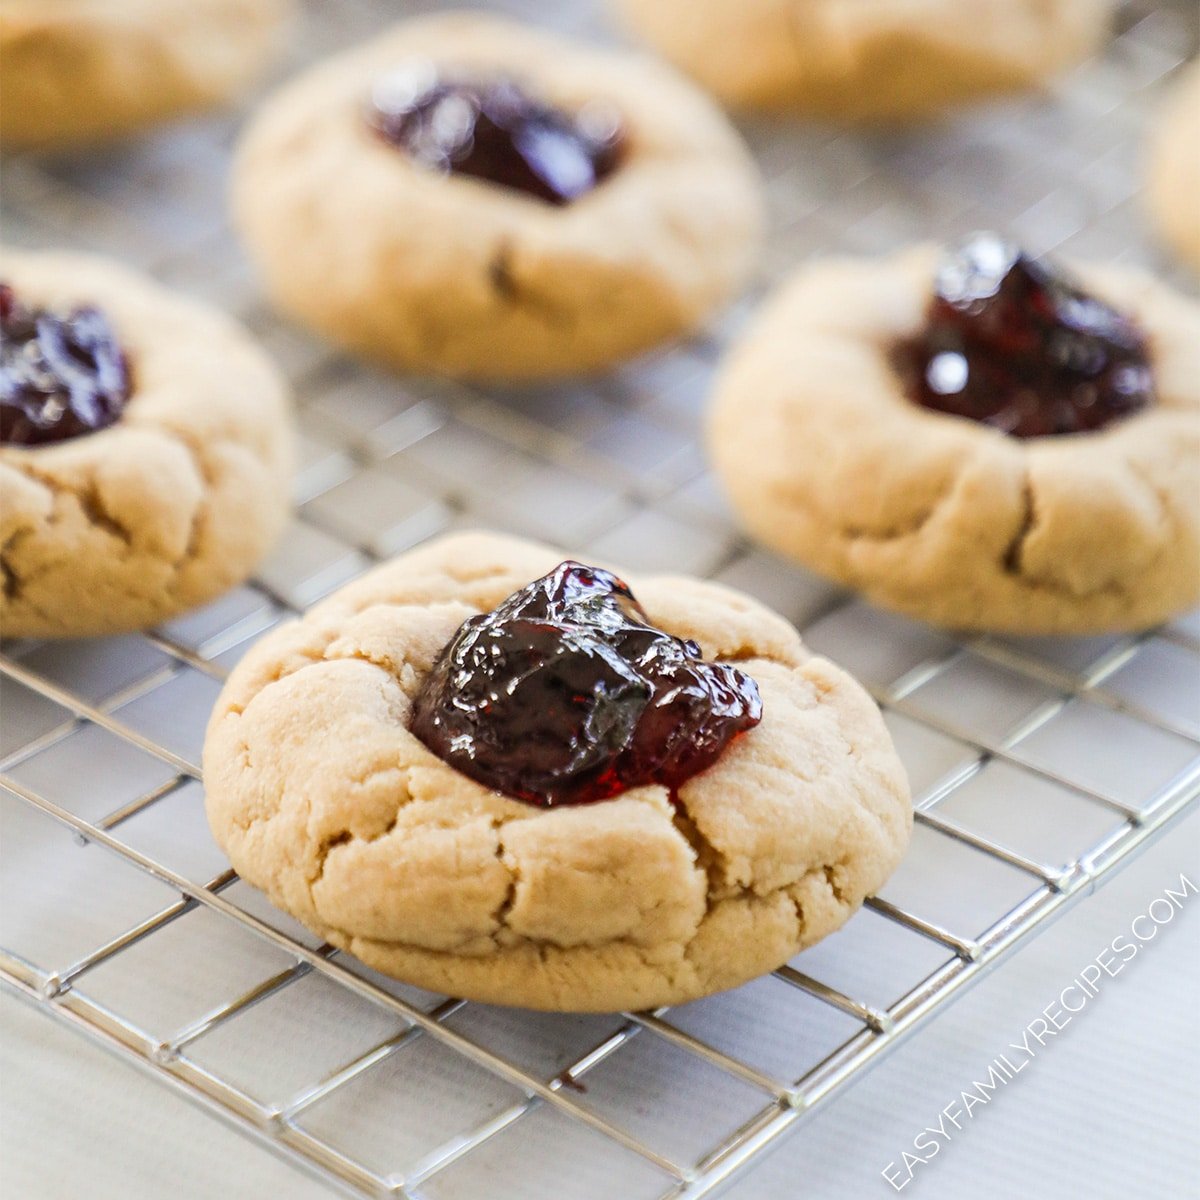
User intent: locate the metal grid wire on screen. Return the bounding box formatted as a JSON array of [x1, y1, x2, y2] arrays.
[[2, 2, 1199, 1197]]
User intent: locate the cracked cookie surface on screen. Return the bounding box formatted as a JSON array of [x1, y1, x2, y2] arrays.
[[0, 249, 293, 638], [708, 247, 1200, 634], [0, 0, 291, 150], [614, 0, 1113, 120], [203, 531, 911, 1012], [1147, 63, 1200, 276], [231, 12, 765, 382]]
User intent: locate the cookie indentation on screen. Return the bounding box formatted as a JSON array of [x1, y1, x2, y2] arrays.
[[410, 560, 763, 807], [1, 282, 132, 446], [368, 67, 623, 205], [893, 233, 1153, 438]]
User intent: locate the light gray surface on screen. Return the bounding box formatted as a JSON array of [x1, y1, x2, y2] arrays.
[[1, 0, 1199, 1197], [3, 814, 1196, 1200]]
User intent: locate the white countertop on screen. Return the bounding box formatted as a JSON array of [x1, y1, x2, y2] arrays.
[[4, 809, 1196, 1200]]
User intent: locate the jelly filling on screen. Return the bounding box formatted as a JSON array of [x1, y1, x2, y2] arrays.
[[410, 562, 763, 807], [368, 68, 623, 205], [893, 233, 1154, 438], [1, 283, 132, 447]]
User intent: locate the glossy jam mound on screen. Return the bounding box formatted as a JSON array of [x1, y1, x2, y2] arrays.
[[367, 67, 623, 206], [0, 283, 132, 447], [410, 562, 763, 807], [894, 233, 1154, 438]]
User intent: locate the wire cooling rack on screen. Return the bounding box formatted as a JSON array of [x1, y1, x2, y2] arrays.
[[2, 2, 1199, 1197]]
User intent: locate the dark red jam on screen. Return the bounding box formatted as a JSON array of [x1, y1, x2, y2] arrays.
[[410, 562, 763, 807], [893, 233, 1154, 438], [367, 67, 623, 206], [0, 283, 132, 447]]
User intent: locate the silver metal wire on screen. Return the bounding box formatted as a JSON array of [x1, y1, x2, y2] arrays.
[[2, 2, 1198, 1197]]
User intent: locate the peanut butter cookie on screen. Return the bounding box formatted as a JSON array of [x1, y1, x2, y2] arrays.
[[203, 532, 911, 1012], [709, 237, 1200, 633], [1147, 62, 1200, 276], [0, 249, 293, 637], [0, 0, 291, 149], [614, 0, 1113, 121], [231, 12, 765, 381]]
